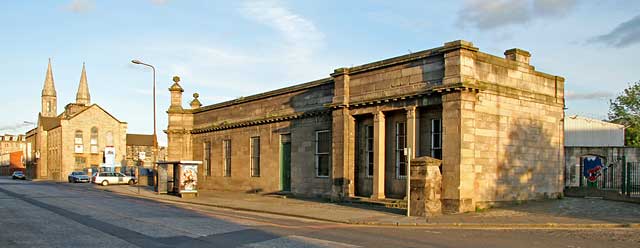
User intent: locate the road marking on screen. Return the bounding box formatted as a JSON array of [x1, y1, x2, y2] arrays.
[[241, 235, 361, 248]]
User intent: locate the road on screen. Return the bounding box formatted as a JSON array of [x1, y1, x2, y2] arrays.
[[0, 178, 638, 248]]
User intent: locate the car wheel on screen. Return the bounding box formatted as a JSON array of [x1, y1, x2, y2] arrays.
[[101, 180, 109, 186], [128, 179, 135, 185]]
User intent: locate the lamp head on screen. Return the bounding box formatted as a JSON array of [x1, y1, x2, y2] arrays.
[[131, 59, 143, 64]]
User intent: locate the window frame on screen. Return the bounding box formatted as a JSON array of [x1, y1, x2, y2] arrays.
[[74, 130, 83, 153], [395, 122, 407, 179], [431, 119, 442, 159], [250, 136, 261, 177], [365, 125, 374, 178], [315, 130, 331, 178], [222, 139, 231, 177], [203, 141, 211, 176], [90, 127, 99, 154]]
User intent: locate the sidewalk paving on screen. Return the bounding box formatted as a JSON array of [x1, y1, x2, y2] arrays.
[[102, 185, 640, 228]]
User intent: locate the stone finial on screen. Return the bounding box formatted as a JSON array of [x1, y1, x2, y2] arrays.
[[190, 93, 202, 109], [169, 75, 184, 92], [504, 48, 531, 64]]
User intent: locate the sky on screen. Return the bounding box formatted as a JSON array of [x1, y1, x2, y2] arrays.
[[1, 0, 639, 145]]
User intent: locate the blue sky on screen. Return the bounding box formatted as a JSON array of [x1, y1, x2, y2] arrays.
[[1, 0, 639, 145]]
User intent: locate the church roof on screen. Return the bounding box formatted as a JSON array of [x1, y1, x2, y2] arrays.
[[42, 58, 56, 97], [40, 116, 61, 131], [64, 104, 126, 123], [126, 134, 154, 146]]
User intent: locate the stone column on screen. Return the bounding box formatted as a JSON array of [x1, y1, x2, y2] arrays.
[[372, 111, 386, 200], [331, 108, 356, 199], [406, 107, 417, 159], [441, 91, 476, 213]]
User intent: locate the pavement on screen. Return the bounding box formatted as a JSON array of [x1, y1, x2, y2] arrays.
[[101, 183, 640, 229], [4, 178, 640, 247]]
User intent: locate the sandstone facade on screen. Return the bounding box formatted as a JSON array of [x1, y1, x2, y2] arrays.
[[167, 40, 565, 212]]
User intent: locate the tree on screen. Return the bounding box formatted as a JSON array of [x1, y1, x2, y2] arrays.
[[608, 81, 640, 147]]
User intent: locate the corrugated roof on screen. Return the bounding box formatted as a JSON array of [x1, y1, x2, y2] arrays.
[[126, 134, 154, 146]]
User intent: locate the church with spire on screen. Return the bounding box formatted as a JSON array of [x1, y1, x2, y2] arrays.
[[25, 59, 130, 181]]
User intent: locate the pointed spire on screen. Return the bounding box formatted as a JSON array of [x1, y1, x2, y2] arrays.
[[42, 58, 56, 97], [75, 62, 91, 105]]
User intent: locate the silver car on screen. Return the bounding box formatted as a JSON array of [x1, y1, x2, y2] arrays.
[[91, 172, 136, 186]]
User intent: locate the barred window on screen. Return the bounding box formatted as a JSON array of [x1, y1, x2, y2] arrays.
[[250, 137, 260, 177], [431, 119, 442, 159], [315, 130, 331, 177], [203, 142, 211, 176], [396, 122, 407, 178], [365, 125, 374, 178], [223, 139, 231, 177]]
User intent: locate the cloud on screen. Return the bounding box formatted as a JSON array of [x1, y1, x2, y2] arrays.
[[565, 90, 613, 100], [589, 14, 640, 48], [64, 0, 94, 13], [240, 0, 325, 62], [457, 0, 577, 30]]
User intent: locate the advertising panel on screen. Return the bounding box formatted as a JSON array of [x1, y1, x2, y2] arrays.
[[104, 146, 116, 166], [179, 164, 198, 193]]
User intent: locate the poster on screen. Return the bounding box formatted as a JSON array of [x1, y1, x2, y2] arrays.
[[104, 146, 116, 166], [179, 164, 198, 193]]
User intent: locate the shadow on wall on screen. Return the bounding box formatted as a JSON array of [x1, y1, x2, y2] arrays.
[[495, 120, 561, 202]]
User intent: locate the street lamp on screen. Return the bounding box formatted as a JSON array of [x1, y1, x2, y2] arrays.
[[131, 59, 158, 193]]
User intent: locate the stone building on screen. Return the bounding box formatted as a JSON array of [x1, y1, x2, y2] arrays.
[[167, 40, 565, 212], [26, 60, 129, 180], [125, 134, 155, 168]]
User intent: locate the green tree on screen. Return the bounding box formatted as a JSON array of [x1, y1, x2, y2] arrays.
[[608, 81, 640, 147]]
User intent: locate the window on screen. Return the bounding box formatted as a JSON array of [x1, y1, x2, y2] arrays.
[[315, 130, 331, 177], [395, 122, 407, 178], [75, 156, 86, 168], [431, 119, 442, 159], [47, 101, 51, 113], [203, 142, 211, 176], [365, 125, 374, 178], [74, 131, 83, 153], [250, 137, 260, 177], [90, 127, 99, 154], [223, 139, 231, 177]]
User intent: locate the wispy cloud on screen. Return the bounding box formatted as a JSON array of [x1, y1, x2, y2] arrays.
[[565, 90, 613, 100], [457, 0, 577, 30], [589, 14, 640, 48], [240, 0, 325, 62], [64, 0, 94, 13]]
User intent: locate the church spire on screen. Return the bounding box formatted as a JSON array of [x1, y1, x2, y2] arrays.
[[42, 58, 56, 97], [75, 62, 91, 105], [41, 58, 57, 117]]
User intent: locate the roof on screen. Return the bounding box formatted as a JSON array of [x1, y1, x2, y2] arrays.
[[65, 104, 126, 123], [40, 116, 61, 131], [126, 134, 154, 146]]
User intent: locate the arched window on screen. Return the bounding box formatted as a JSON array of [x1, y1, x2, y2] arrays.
[[106, 131, 113, 146], [90, 127, 99, 154], [74, 130, 83, 153]]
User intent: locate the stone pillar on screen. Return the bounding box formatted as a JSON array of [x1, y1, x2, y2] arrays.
[[406, 107, 417, 159], [372, 111, 386, 200], [331, 108, 356, 199], [441, 91, 476, 213], [410, 156, 442, 217]]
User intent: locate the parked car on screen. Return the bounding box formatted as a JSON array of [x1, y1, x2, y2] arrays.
[[91, 172, 136, 186], [11, 171, 26, 180], [68, 171, 90, 183]]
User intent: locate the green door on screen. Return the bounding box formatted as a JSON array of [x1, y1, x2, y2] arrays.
[[280, 135, 292, 192]]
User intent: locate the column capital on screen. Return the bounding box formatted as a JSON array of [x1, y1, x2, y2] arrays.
[[405, 106, 416, 118], [374, 111, 385, 122]]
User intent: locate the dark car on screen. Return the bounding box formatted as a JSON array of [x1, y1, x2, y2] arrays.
[[12, 171, 26, 180], [68, 171, 90, 183]]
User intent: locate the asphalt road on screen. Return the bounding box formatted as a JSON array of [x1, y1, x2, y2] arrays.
[[0, 178, 639, 248]]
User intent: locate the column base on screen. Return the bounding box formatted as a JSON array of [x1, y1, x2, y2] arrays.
[[371, 194, 386, 200], [442, 198, 474, 213]]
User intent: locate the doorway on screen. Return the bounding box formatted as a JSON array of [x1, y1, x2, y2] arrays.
[[280, 134, 292, 192]]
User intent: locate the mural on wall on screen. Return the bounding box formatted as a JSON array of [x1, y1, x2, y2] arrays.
[[583, 156, 604, 183]]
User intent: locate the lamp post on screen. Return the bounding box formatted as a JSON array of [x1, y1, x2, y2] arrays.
[[131, 59, 157, 193]]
